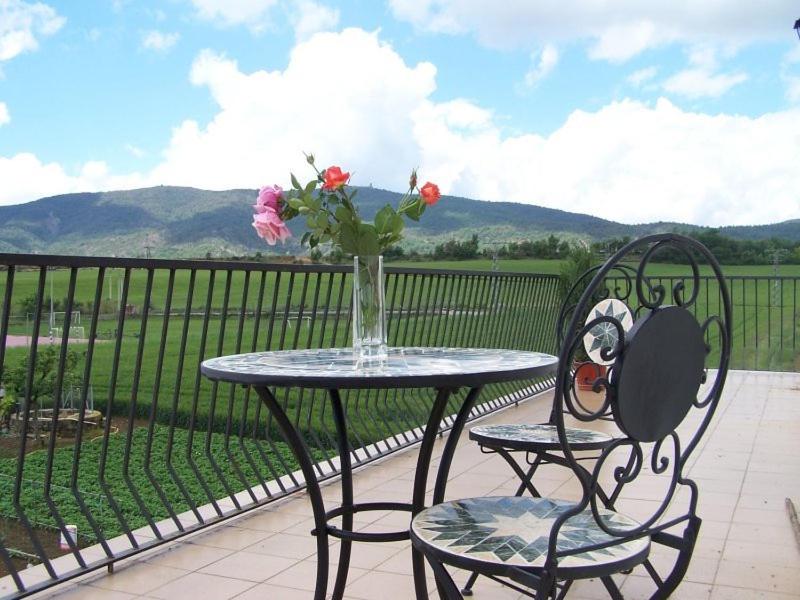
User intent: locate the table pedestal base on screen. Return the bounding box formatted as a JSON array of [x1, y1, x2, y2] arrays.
[[256, 385, 483, 600]]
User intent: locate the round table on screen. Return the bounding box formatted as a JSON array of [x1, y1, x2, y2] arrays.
[[201, 347, 558, 600]]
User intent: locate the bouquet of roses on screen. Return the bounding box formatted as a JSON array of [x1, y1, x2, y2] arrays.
[[253, 153, 440, 256]]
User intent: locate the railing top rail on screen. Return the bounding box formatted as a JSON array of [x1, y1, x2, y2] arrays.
[[609, 273, 800, 282], [0, 253, 560, 279]]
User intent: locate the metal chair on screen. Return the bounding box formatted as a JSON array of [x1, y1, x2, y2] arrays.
[[459, 262, 640, 594], [410, 233, 732, 599]]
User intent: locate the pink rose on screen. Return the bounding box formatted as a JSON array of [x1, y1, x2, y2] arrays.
[[254, 185, 283, 213], [253, 207, 291, 245]]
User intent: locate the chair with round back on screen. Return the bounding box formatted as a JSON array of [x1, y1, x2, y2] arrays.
[[463, 262, 640, 569], [410, 233, 732, 599]]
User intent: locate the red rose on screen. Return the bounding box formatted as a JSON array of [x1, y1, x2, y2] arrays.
[[322, 166, 350, 190], [420, 182, 440, 206]]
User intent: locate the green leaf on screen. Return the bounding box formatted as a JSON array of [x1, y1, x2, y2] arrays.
[[374, 205, 395, 234], [356, 223, 380, 257], [339, 222, 359, 255], [390, 213, 404, 235], [288, 198, 304, 209], [335, 205, 353, 224], [290, 173, 302, 190], [405, 199, 426, 222], [304, 180, 317, 194]]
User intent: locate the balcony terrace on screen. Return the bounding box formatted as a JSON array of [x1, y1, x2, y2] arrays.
[[28, 369, 800, 600]]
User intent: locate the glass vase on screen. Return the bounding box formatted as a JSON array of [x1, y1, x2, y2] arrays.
[[352, 255, 388, 361]]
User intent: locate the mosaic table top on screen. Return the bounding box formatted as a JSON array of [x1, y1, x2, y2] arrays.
[[201, 347, 558, 390], [470, 423, 613, 451], [412, 496, 649, 573]]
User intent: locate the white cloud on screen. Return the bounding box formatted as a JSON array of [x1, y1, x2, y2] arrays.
[[0, 153, 144, 205], [0, 0, 64, 62], [141, 30, 180, 52], [523, 44, 558, 88], [663, 47, 747, 98], [2, 28, 799, 228], [388, 0, 795, 61], [189, 0, 279, 31], [627, 66, 658, 87], [288, 0, 339, 42], [0, 101, 9, 125]]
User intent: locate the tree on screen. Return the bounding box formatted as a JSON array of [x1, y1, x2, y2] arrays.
[[4, 345, 82, 442]]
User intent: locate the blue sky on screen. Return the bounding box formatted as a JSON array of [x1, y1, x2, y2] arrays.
[[1, 0, 799, 226]]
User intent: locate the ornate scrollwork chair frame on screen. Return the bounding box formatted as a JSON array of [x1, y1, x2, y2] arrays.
[[410, 233, 732, 599], [464, 263, 641, 538]]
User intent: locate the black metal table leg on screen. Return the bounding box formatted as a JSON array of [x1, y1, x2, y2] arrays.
[[411, 387, 453, 600], [256, 387, 329, 600], [329, 389, 352, 600], [432, 387, 482, 504]]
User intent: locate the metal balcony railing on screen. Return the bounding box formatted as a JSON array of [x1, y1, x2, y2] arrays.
[[0, 254, 560, 598]]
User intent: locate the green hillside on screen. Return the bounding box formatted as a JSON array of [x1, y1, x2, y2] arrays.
[[0, 185, 797, 258]]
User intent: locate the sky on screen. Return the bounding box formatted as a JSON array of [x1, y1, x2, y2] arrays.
[[0, 0, 799, 227]]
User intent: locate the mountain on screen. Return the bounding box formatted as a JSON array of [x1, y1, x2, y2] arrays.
[[0, 186, 797, 258]]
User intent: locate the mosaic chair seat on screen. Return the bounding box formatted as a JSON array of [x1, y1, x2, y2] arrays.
[[410, 233, 732, 599]]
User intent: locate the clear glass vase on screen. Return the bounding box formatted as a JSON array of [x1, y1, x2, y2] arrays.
[[352, 255, 387, 361]]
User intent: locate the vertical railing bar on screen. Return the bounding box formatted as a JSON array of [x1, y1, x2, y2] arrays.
[[316, 272, 335, 349], [69, 267, 114, 557], [0, 262, 21, 592], [240, 269, 279, 497], [253, 271, 292, 494], [120, 268, 163, 538], [41, 267, 87, 566], [513, 276, 537, 350], [412, 274, 433, 346], [305, 272, 323, 349], [480, 273, 500, 348], [793, 278, 797, 350], [11, 267, 58, 578], [463, 274, 488, 348], [98, 268, 139, 545], [0, 266, 14, 383], [164, 269, 206, 522], [410, 274, 436, 429], [142, 269, 185, 531], [499, 274, 523, 349], [278, 272, 295, 351], [300, 273, 337, 473], [767, 275, 771, 350], [204, 270, 242, 508], [379, 272, 408, 447], [476, 274, 496, 348], [440, 273, 462, 348], [185, 269, 224, 514], [391, 273, 422, 438], [219, 271, 259, 504], [520, 275, 540, 350], [275, 272, 304, 488], [780, 278, 784, 353], [449, 273, 471, 348], [430, 273, 449, 346], [425, 274, 447, 346]]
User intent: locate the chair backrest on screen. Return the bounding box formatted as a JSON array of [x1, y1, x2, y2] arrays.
[[549, 233, 732, 560], [552, 262, 639, 422]]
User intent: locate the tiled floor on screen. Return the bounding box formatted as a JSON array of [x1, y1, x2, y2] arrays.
[[44, 370, 800, 599]]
